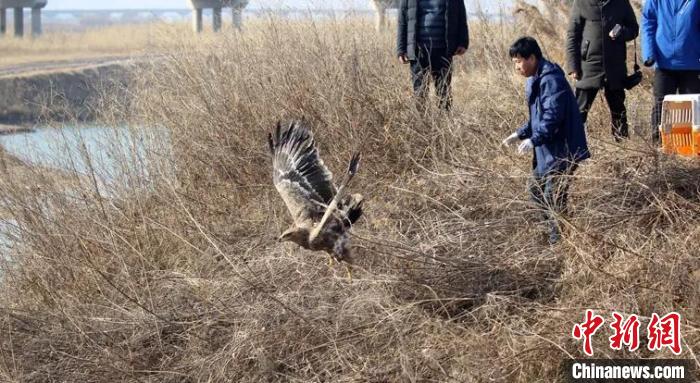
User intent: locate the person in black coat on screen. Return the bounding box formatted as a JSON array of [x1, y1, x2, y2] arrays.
[[397, 0, 469, 110], [565, 0, 638, 141]]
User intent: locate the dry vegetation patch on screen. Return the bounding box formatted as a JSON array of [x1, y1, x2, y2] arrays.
[[0, 9, 698, 383], [0, 23, 187, 69]]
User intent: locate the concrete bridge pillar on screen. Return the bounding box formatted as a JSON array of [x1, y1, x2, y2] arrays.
[[12, 7, 22, 36], [231, 7, 241, 30], [376, 9, 386, 31], [192, 7, 203, 32], [229, 0, 248, 30], [0, 9, 6, 36], [189, 0, 248, 33], [212, 6, 221, 32], [371, 0, 399, 32], [0, 1, 47, 37], [31, 6, 40, 36]]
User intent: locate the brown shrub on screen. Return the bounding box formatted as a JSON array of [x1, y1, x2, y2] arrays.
[[0, 8, 697, 383]]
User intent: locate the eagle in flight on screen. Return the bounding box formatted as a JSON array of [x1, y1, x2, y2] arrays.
[[268, 120, 364, 264]]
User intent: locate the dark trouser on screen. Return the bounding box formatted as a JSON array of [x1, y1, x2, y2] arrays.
[[410, 47, 453, 111], [575, 86, 628, 141], [529, 165, 577, 244], [651, 69, 700, 143]]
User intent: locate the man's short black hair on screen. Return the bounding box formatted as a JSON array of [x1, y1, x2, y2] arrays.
[[509, 36, 543, 60]]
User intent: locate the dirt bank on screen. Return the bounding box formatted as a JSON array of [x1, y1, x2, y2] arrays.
[[0, 59, 134, 124]]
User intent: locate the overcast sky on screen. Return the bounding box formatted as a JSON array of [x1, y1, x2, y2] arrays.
[[46, 0, 513, 12]]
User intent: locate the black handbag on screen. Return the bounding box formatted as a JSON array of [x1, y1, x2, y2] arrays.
[[624, 39, 643, 90]]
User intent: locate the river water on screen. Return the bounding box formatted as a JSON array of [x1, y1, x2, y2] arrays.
[[0, 125, 151, 178], [0, 124, 169, 276]]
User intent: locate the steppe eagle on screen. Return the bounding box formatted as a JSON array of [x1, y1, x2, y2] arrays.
[[268, 120, 363, 264]]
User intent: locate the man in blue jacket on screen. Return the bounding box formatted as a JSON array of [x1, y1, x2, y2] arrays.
[[502, 37, 590, 244], [642, 0, 700, 143]]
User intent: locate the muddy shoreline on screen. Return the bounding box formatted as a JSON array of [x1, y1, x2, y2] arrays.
[[0, 124, 34, 135]]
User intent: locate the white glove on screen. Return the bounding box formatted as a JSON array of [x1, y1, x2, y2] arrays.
[[502, 132, 519, 147], [517, 139, 533, 154]]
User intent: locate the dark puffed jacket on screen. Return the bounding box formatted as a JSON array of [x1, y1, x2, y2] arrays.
[[416, 0, 448, 49], [565, 0, 639, 90], [397, 0, 469, 60]]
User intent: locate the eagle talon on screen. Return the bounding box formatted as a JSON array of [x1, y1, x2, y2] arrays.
[[345, 264, 353, 281]]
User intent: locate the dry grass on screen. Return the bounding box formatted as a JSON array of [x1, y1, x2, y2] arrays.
[[0, 22, 187, 68], [0, 6, 698, 383]]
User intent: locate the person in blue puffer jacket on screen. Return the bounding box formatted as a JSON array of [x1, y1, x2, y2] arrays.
[[642, 0, 700, 143], [503, 37, 591, 245]]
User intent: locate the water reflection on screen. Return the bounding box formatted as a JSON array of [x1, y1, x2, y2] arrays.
[[0, 125, 151, 180]]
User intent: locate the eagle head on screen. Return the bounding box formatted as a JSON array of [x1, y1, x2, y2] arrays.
[[279, 227, 310, 247]]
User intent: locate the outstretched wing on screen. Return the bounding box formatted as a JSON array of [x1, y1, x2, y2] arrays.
[[268, 120, 336, 222]]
